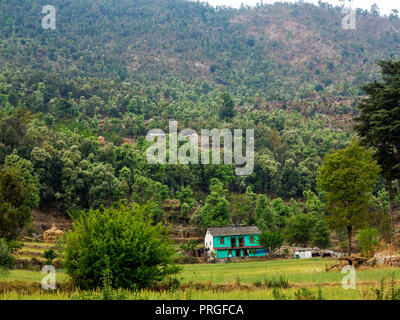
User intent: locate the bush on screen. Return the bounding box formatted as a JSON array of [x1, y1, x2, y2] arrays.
[[361, 274, 400, 300], [0, 239, 15, 275], [64, 203, 181, 290], [294, 287, 324, 300], [0, 158, 39, 241], [259, 231, 283, 254], [272, 288, 288, 300], [264, 275, 289, 289], [44, 248, 57, 265], [358, 228, 379, 258]]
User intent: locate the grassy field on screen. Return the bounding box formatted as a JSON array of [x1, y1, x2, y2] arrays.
[[1, 258, 400, 300], [181, 259, 400, 285]]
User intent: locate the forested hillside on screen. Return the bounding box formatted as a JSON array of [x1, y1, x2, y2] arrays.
[[0, 0, 399, 227], [1, 0, 399, 101]]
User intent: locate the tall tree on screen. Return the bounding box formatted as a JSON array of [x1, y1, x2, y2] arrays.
[[255, 194, 275, 231], [284, 214, 315, 247], [191, 178, 231, 229], [355, 60, 400, 234], [316, 140, 381, 256], [217, 92, 235, 120], [0, 157, 39, 240]]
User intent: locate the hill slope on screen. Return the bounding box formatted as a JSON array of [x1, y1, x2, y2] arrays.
[[0, 0, 399, 102]]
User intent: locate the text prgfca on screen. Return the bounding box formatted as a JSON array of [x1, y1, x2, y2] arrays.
[[146, 120, 255, 176], [155, 304, 244, 317]]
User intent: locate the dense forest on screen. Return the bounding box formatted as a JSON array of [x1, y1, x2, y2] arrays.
[[0, 0, 399, 246]]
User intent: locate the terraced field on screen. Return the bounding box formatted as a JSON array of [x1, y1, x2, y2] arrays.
[[12, 240, 58, 270]]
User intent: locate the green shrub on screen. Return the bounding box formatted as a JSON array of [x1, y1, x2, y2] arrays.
[[71, 270, 133, 300], [295, 287, 317, 300], [362, 274, 400, 300], [0, 239, 15, 275], [64, 203, 181, 290], [272, 288, 288, 300], [44, 248, 57, 265], [358, 228, 379, 258], [5, 240, 22, 253], [259, 231, 283, 254], [264, 275, 289, 289]]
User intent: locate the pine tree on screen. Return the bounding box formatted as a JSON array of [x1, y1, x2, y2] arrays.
[[355, 60, 400, 234]]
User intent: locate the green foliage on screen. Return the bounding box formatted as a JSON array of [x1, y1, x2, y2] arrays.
[[317, 140, 381, 255], [294, 287, 324, 300], [259, 231, 283, 254], [303, 190, 325, 215], [311, 219, 331, 249], [131, 175, 169, 222], [88, 163, 125, 209], [218, 92, 235, 120], [44, 248, 57, 265], [180, 240, 199, 264], [355, 60, 400, 232], [272, 288, 288, 300], [271, 198, 291, 228], [176, 185, 195, 221], [362, 274, 400, 300], [284, 214, 315, 247], [191, 179, 231, 229], [255, 194, 275, 230], [264, 275, 289, 289], [0, 239, 15, 275], [357, 228, 379, 258], [0, 1, 397, 237], [368, 189, 393, 242], [71, 270, 132, 300], [0, 157, 39, 240], [64, 203, 181, 290]]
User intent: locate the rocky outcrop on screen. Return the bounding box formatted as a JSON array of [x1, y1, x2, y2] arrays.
[[372, 251, 400, 267]]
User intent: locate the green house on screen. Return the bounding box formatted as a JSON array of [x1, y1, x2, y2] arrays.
[[205, 226, 268, 260]]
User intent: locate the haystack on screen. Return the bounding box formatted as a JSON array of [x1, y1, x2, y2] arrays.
[[44, 223, 64, 243]]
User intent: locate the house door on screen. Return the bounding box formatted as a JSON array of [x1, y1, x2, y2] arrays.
[[231, 237, 236, 248], [243, 249, 248, 257], [236, 249, 241, 257], [238, 237, 244, 248]]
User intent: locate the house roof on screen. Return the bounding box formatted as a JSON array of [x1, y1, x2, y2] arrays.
[[207, 226, 261, 236]]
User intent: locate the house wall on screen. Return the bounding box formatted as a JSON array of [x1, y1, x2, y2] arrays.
[[204, 231, 214, 258], [213, 234, 261, 248], [211, 234, 267, 259], [205, 231, 213, 249]]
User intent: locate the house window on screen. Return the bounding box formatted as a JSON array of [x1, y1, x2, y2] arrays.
[[220, 237, 225, 245], [250, 236, 254, 244]]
